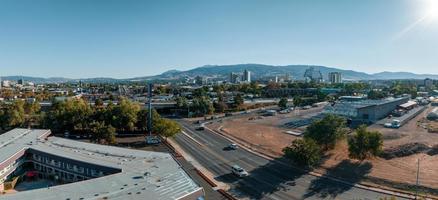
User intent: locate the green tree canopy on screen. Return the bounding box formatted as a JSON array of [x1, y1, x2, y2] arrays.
[[89, 121, 116, 144], [153, 118, 181, 139], [293, 96, 302, 107], [278, 97, 288, 109], [190, 96, 214, 116], [110, 97, 140, 131], [304, 114, 347, 150], [233, 94, 244, 108], [44, 98, 93, 133], [348, 125, 383, 160], [283, 138, 321, 167], [0, 100, 26, 130]]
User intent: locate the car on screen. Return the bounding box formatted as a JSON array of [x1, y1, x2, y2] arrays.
[[231, 165, 248, 177], [196, 126, 205, 131], [223, 143, 238, 151], [228, 143, 238, 150], [302, 105, 312, 110]]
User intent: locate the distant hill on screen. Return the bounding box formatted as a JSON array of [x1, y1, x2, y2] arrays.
[[371, 71, 438, 80], [130, 64, 375, 81], [0, 76, 121, 84], [2, 64, 438, 83], [0, 76, 72, 84]]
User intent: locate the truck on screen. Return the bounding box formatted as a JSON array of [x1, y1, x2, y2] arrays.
[[384, 119, 401, 128]]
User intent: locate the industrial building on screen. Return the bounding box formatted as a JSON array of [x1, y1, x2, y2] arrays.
[[0, 129, 204, 200], [323, 97, 409, 125]]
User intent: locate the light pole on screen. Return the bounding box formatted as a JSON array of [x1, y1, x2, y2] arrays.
[[415, 158, 420, 199]]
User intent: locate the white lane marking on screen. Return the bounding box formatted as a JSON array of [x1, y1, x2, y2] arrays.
[[181, 130, 205, 147]]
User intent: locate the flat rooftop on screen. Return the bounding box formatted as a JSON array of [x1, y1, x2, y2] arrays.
[[0, 128, 203, 200]]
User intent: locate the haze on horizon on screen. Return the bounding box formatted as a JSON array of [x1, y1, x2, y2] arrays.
[[0, 0, 437, 79]]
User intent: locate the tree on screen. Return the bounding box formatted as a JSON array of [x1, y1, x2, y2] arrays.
[[44, 98, 92, 133], [278, 97, 288, 109], [233, 94, 244, 108], [214, 101, 228, 113], [293, 96, 302, 107], [153, 118, 181, 139], [89, 121, 116, 144], [283, 138, 321, 167], [0, 100, 26, 130], [136, 109, 161, 132], [348, 125, 383, 160], [368, 90, 387, 100], [24, 101, 41, 127], [175, 96, 188, 109], [190, 96, 214, 116], [110, 97, 140, 131], [304, 114, 346, 150], [95, 98, 104, 107]]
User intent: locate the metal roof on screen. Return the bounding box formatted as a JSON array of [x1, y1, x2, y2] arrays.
[[399, 101, 417, 109], [0, 128, 203, 200]]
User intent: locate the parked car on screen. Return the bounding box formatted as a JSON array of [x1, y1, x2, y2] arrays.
[[196, 126, 205, 131], [384, 119, 401, 128], [302, 105, 312, 110], [231, 165, 248, 177]]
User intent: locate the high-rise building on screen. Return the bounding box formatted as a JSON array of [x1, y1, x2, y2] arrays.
[[229, 72, 240, 84], [243, 69, 251, 82], [195, 76, 207, 85], [328, 72, 342, 84], [18, 78, 24, 85], [424, 78, 433, 88]]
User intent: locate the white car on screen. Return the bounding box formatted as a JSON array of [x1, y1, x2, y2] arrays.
[[231, 165, 249, 177]]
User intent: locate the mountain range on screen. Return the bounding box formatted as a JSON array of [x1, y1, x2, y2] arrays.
[[2, 64, 438, 83]]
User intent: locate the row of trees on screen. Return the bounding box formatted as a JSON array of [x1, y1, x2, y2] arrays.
[[283, 114, 383, 167], [0, 98, 181, 144], [0, 100, 41, 130], [175, 93, 246, 117]]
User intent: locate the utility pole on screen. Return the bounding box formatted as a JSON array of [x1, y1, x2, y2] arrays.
[[415, 158, 420, 199], [147, 83, 152, 137]]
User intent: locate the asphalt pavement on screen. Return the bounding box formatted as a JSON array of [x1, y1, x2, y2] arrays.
[[174, 119, 406, 200]]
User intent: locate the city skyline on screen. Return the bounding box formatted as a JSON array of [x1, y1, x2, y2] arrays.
[[1, 0, 438, 78]]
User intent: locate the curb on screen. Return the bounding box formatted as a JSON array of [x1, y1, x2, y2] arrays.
[[166, 138, 235, 199], [194, 168, 217, 188]]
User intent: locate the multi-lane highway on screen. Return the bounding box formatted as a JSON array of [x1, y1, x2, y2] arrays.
[[174, 119, 406, 200]]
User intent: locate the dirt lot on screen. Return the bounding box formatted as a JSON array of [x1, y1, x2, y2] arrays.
[[208, 106, 324, 156], [208, 105, 438, 196]]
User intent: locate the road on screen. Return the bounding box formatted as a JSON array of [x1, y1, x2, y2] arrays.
[[174, 119, 406, 200]]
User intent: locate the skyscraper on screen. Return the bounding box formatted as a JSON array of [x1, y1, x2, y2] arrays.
[[243, 69, 251, 82], [328, 72, 342, 84], [229, 72, 240, 84]]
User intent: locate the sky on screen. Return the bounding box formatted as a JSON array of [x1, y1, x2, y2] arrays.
[[0, 0, 437, 78]]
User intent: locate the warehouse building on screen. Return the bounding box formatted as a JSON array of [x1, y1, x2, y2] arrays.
[[0, 129, 204, 200], [323, 97, 409, 125]]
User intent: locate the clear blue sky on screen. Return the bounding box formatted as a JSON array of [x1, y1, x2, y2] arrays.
[[1, 0, 437, 78]]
